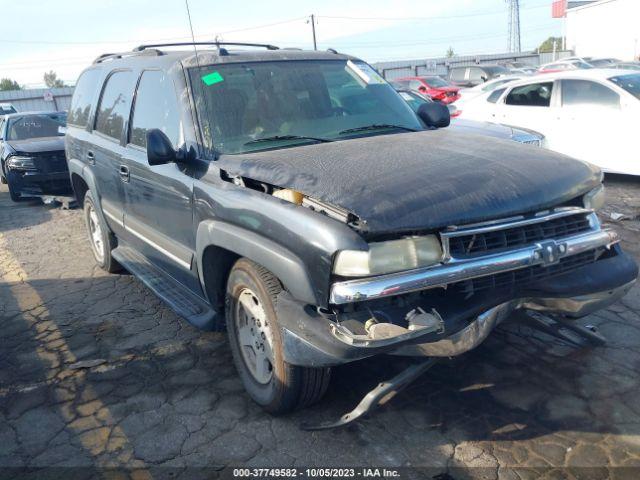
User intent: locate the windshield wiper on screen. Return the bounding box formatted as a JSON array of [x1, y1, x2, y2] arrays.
[[339, 124, 418, 135], [244, 135, 332, 146]]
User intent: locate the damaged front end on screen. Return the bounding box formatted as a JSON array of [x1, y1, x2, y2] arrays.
[[276, 207, 638, 367]]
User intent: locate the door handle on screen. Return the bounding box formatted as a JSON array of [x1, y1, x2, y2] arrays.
[[86, 150, 95, 165], [119, 165, 130, 183]]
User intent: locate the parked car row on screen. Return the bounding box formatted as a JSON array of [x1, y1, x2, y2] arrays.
[[455, 69, 640, 175]]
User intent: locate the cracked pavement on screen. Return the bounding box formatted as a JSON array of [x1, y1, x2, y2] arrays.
[[1, 177, 640, 479]]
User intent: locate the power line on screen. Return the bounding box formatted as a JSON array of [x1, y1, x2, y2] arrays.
[[316, 3, 547, 22]]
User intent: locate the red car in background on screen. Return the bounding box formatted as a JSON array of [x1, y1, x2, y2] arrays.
[[394, 75, 461, 104]]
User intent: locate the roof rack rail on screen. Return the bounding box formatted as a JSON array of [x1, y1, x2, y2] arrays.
[[133, 42, 279, 52], [93, 48, 163, 64]]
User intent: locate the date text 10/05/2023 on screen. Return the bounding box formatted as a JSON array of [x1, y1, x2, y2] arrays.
[[232, 468, 401, 478]]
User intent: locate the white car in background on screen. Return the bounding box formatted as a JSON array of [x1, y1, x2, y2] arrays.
[[456, 69, 640, 175], [457, 75, 523, 103]]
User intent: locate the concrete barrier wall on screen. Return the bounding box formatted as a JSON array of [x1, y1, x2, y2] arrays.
[[0, 86, 74, 113]]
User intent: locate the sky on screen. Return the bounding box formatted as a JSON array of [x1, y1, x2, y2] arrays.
[[0, 0, 561, 88]]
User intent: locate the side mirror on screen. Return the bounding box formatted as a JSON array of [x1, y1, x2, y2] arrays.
[[481, 75, 488, 82], [418, 86, 427, 92], [147, 129, 176, 166], [417, 102, 450, 128]]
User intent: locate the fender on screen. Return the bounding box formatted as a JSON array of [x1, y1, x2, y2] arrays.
[[67, 158, 114, 228], [196, 220, 318, 306]]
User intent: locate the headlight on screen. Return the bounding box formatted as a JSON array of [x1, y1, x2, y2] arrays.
[[6, 155, 36, 171], [583, 184, 605, 210], [333, 235, 443, 277]]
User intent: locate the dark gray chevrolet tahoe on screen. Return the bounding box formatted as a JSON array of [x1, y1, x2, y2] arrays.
[[66, 43, 638, 415]]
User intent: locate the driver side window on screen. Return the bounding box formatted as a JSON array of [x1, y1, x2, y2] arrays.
[[505, 82, 554, 107]]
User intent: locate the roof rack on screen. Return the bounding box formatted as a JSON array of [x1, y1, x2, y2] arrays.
[[133, 42, 279, 52], [93, 48, 163, 64]]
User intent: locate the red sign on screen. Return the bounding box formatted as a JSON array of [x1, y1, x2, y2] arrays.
[[552, 0, 567, 18]]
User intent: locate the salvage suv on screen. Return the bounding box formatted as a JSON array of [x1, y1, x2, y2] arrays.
[[66, 43, 638, 414]]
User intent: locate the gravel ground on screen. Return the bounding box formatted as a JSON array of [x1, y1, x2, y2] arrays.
[[1, 177, 640, 479]]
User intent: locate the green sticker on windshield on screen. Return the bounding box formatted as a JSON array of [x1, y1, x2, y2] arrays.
[[201, 71, 224, 86]]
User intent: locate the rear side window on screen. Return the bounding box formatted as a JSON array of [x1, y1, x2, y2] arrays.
[[130, 70, 181, 148], [95, 70, 135, 141], [505, 82, 553, 107], [469, 67, 484, 82], [68, 69, 101, 127], [561, 79, 620, 108], [487, 88, 506, 103], [449, 68, 466, 82]]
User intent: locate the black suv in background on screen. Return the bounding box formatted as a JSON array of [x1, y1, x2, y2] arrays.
[[0, 111, 71, 201], [66, 43, 637, 413]]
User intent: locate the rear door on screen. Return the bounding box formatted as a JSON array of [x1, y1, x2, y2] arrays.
[[555, 79, 625, 171], [91, 70, 136, 230], [120, 69, 197, 286]]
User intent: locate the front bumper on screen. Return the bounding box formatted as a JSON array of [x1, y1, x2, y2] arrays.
[[277, 248, 638, 367], [6, 170, 72, 196]]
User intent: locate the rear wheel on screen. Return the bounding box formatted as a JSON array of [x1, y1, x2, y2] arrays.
[[83, 190, 121, 273], [226, 258, 331, 414]]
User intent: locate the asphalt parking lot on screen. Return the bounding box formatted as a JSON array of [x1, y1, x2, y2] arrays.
[[1, 177, 640, 479]]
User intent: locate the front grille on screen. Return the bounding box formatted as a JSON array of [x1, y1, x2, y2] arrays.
[[32, 151, 67, 174], [452, 249, 600, 297], [447, 212, 592, 257]]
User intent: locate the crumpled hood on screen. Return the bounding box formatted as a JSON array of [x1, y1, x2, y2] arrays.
[[6, 136, 65, 154], [216, 130, 600, 234]]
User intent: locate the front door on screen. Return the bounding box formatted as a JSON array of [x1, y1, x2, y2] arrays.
[[120, 69, 197, 289], [496, 81, 555, 138]]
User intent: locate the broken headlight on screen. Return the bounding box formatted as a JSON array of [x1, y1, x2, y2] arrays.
[[6, 155, 37, 171], [583, 184, 605, 211], [333, 235, 443, 277]]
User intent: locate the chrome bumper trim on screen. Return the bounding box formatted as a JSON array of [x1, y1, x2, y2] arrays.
[[330, 228, 619, 305], [390, 279, 635, 358]]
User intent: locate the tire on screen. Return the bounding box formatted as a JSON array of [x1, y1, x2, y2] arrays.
[[7, 175, 22, 202], [83, 190, 121, 273], [226, 258, 331, 414]]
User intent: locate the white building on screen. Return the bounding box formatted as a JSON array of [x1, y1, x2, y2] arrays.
[[565, 0, 640, 60]]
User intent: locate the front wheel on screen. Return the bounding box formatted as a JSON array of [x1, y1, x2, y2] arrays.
[[6, 175, 22, 202], [226, 258, 331, 414], [83, 191, 121, 273]]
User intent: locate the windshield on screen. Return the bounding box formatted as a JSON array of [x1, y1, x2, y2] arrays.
[[609, 73, 640, 100], [189, 60, 422, 154], [420, 76, 448, 87], [6, 113, 67, 141], [484, 66, 509, 75], [0, 105, 17, 115], [398, 91, 428, 112]]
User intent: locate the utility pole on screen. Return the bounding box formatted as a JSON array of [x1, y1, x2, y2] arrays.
[[506, 0, 521, 53], [309, 14, 317, 50]]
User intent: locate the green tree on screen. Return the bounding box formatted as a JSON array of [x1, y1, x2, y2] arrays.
[[44, 70, 65, 88], [446, 46, 455, 58], [536, 36, 563, 53], [0, 78, 21, 91]]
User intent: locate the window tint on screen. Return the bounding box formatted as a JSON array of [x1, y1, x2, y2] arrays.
[[450, 68, 466, 81], [130, 70, 181, 148], [7, 113, 67, 141], [505, 82, 553, 107], [68, 69, 101, 127], [469, 67, 484, 82], [487, 88, 506, 103], [95, 70, 135, 140], [562, 80, 620, 108], [609, 73, 640, 100], [409, 80, 423, 90]]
